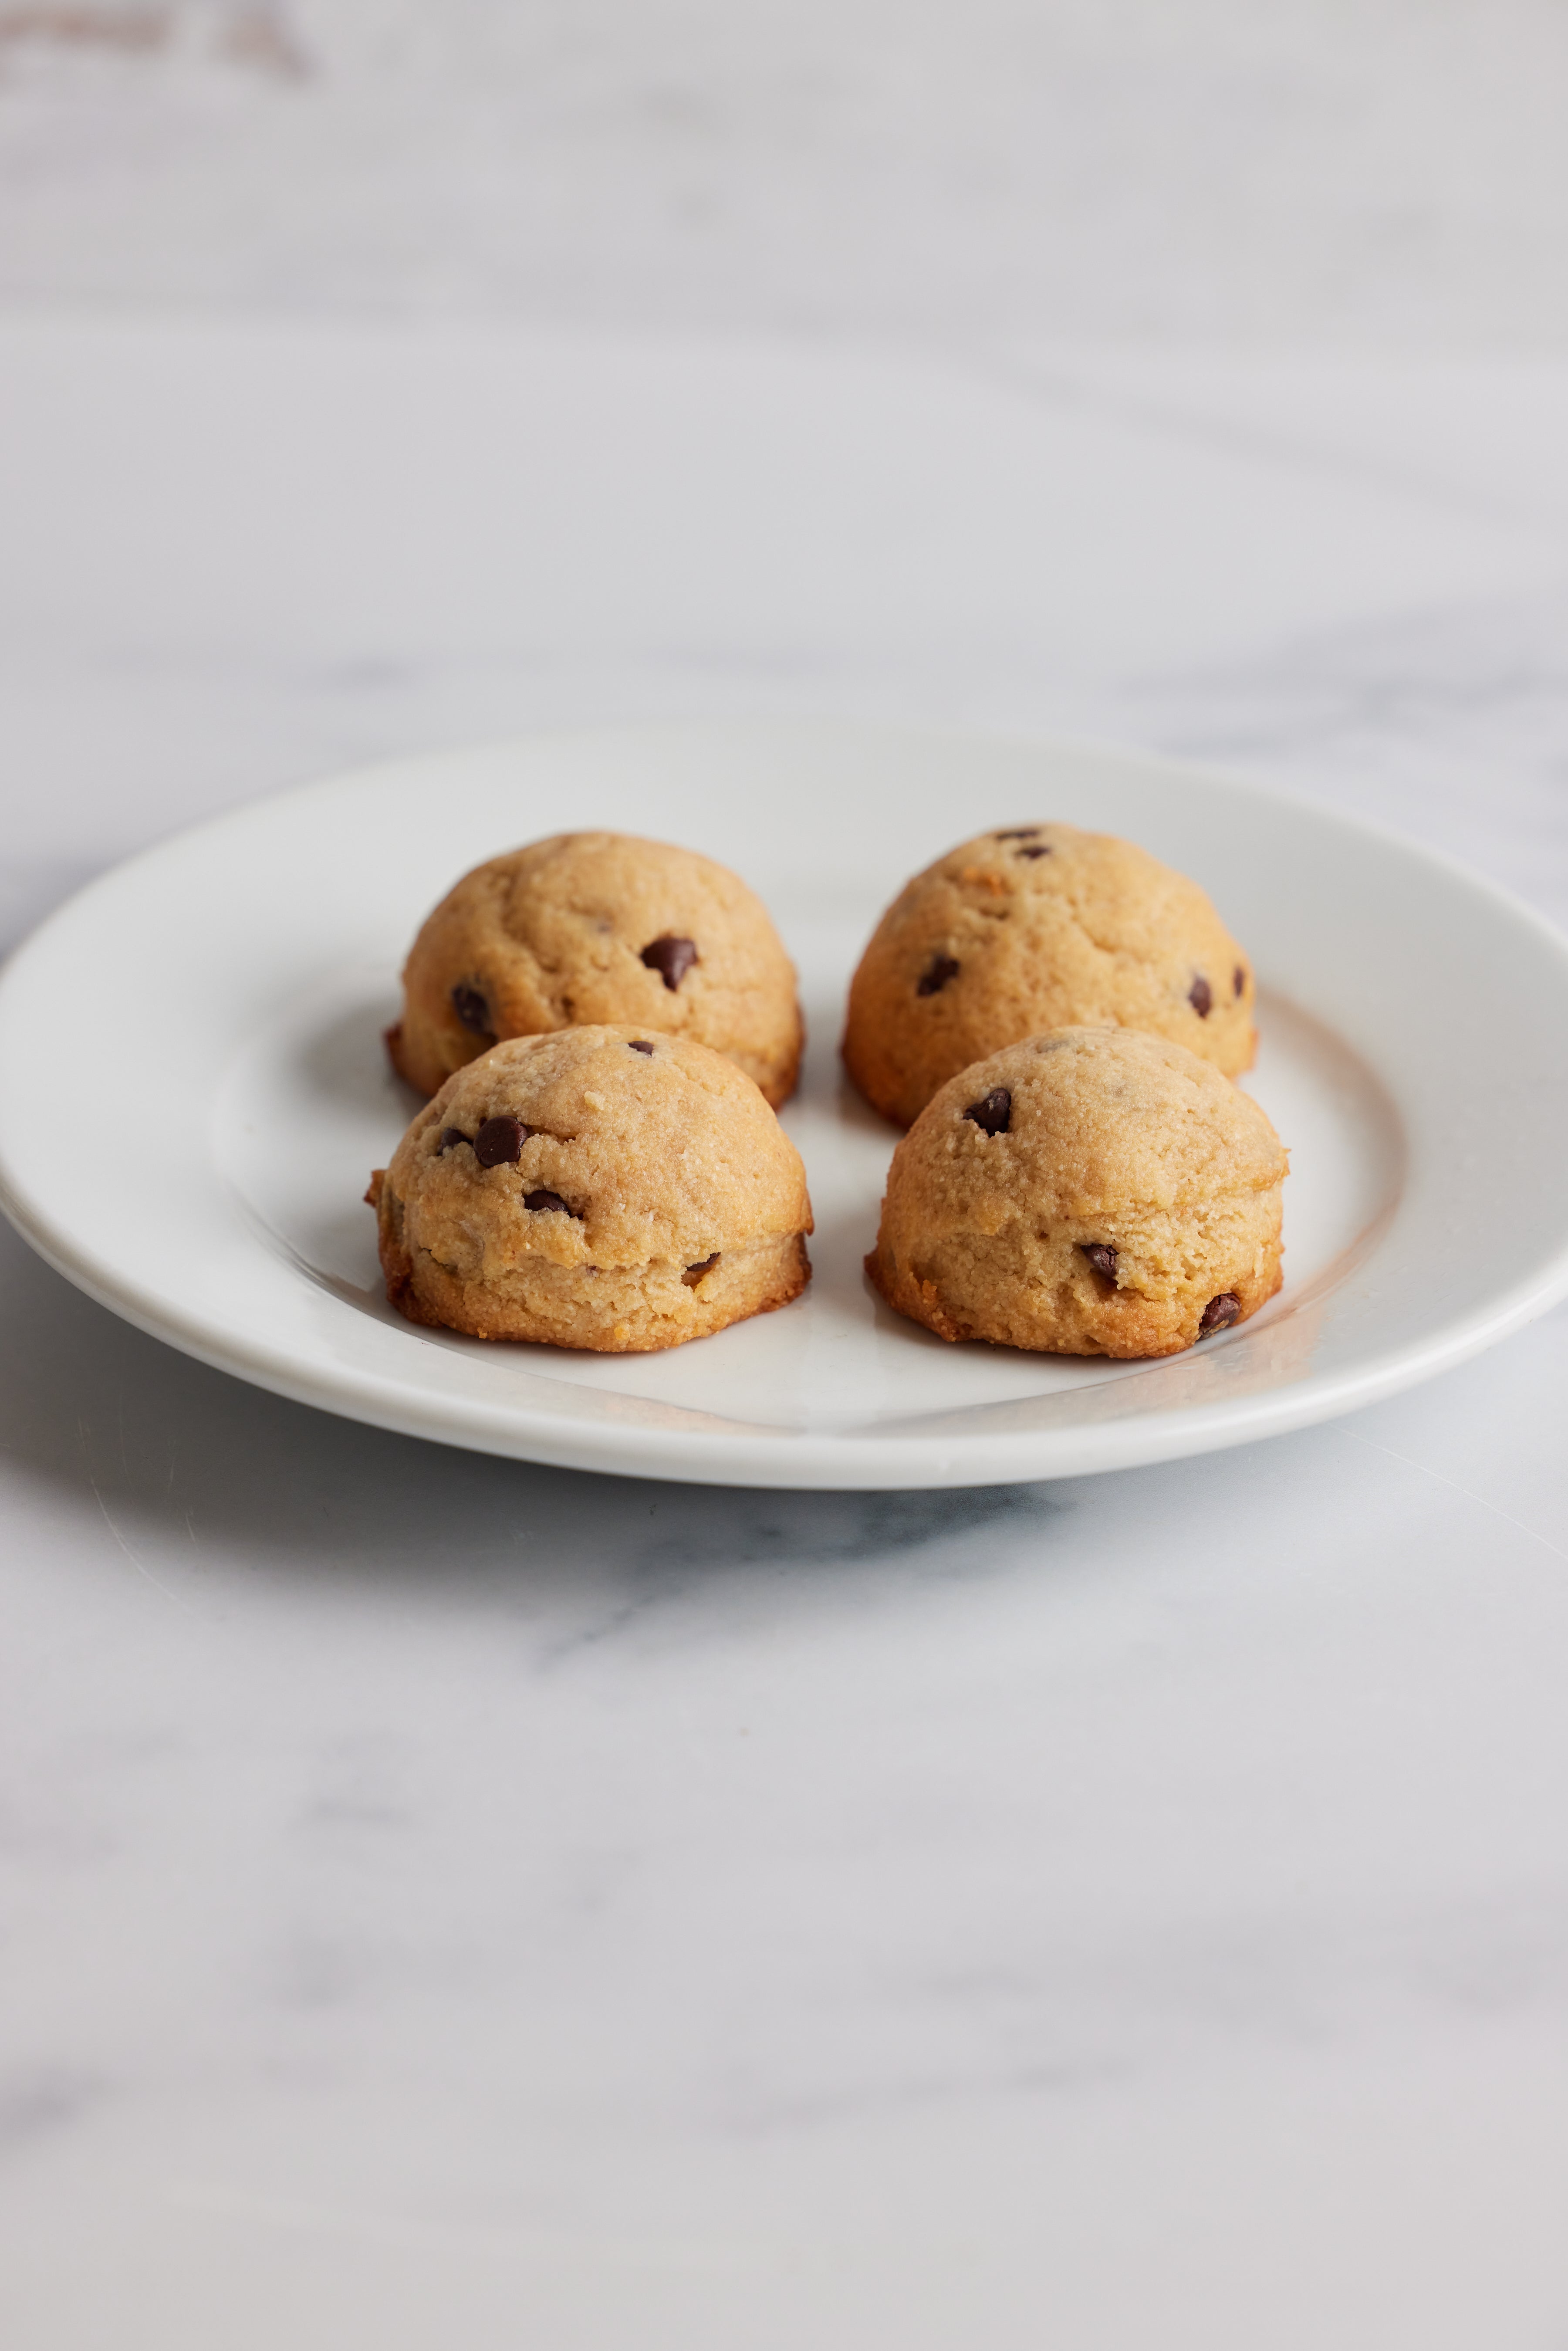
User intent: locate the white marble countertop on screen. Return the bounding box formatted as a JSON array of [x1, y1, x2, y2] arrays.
[[2, 315, 1568, 2348], [4, 0, 1568, 349]]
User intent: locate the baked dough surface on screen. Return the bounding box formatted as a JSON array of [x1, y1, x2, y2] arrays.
[[866, 1026, 1286, 1358], [388, 830, 803, 1108], [843, 823, 1254, 1126], [372, 1025, 813, 1352]]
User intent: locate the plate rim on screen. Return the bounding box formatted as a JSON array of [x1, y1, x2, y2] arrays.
[[4, 714, 1568, 1491]]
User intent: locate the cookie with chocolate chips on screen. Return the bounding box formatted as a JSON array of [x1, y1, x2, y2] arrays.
[[842, 823, 1256, 1126], [866, 1027, 1286, 1357], [368, 1026, 812, 1352], [385, 832, 803, 1108]]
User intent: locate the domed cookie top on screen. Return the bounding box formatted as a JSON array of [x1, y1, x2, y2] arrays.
[[866, 1027, 1286, 1359], [369, 1025, 812, 1354], [842, 823, 1255, 1126], [387, 832, 803, 1108]]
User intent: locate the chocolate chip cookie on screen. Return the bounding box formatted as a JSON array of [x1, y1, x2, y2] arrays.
[[369, 1026, 813, 1352], [843, 824, 1255, 1126], [387, 832, 803, 1107], [866, 1027, 1286, 1357]]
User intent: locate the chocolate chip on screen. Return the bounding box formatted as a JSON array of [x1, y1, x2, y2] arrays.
[[994, 827, 1041, 839], [641, 936, 697, 991], [1199, 1292, 1241, 1334], [682, 1252, 720, 1288], [524, 1188, 575, 1215], [1233, 964, 1247, 999], [474, 1114, 529, 1167], [451, 982, 493, 1035], [628, 1039, 655, 1055], [435, 1126, 470, 1156], [1014, 845, 1052, 859], [965, 1086, 1011, 1135], [1189, 974, 1213, 1018], [1082, 1243, 1119, 1280], [917, 954, 960, 997]]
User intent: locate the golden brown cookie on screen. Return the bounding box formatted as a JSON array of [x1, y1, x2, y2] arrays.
[[843, 823, 1255, 1125], [370, 1025, 812, 1352], [387, 831, 803, 1107], [866, 1027, 1286, 1358]]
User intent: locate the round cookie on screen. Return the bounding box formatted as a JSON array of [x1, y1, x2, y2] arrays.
[[843, 823, 1255, 1126], [369, 1025, 812, 1353], [387, 832, 803, 1108], [866, 1027, 1286, 1358]]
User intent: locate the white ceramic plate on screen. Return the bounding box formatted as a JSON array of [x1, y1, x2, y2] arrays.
[[3, 718, 1566, 1489]]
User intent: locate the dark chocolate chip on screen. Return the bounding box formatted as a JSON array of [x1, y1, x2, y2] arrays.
[[1082, 1243, 1119, 1281], [682, 1252, 720, 1288], [474, 1114, 529, 1167], [641, 936, 697, 991], [435, 1126, 470, 1156], [1233, 964, 1247, 999], [917, 954, 960, 997], [1189, 974, 1213, 1018], [451, 982, 493, 1035], [1199, 1292, 1241, 1335], [524, 1188, 575, 1215], [628, 1039, 655, 1055], [965, 1086, 1012, 1136], [994, 827, 1041, 839], [1014, 845, 1052, 859]]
